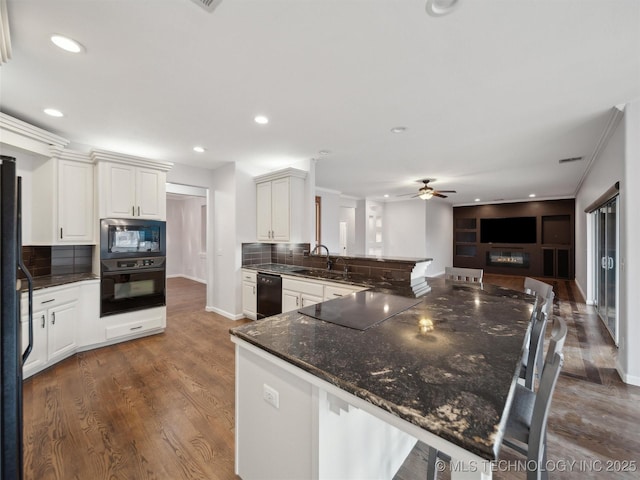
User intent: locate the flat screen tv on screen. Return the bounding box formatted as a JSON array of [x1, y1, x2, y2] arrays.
[[480, 217, 537, 244]]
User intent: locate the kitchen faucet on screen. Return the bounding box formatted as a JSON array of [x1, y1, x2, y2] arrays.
[[312, 244, 333, 270], [334, 256, 349, 274]]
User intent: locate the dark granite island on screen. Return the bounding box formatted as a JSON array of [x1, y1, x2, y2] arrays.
[[230, 277, 534, 480]]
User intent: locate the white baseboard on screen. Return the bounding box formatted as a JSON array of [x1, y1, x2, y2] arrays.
[[167, 273, 206, 284], [206, 305, 245, 321], [616, 361, 640, 386]]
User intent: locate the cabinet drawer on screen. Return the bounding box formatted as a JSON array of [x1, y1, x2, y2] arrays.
[[242, 270, 257, 283], [105, 315, 163, 340], [324, 284, 361, 299], [23, 285, 81, 311], [282, 278, 324, 297]]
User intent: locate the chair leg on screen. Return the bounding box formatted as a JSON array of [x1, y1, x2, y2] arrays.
[[426, 446, 438, 480]]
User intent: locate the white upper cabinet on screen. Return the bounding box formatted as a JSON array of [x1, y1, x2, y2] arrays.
[[255, 168, 306, 242], [31, 151, 95, 245], [94, 150, 172, 220]]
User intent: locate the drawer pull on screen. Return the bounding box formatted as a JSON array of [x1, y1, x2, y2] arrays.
[[130, 326, 143, 331], [332, 293, 343, 297], [41, 299, 55, 304]]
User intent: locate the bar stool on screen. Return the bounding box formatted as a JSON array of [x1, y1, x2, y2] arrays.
[[444, 267, 483, 283]]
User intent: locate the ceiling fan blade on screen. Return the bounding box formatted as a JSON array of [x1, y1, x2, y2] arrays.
[[432, 192, 448, 198], [396, 192, 416, 197], [436, 190, 457, 193]]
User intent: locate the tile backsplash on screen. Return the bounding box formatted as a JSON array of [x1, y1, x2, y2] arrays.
[[19, 245, 93, 278]]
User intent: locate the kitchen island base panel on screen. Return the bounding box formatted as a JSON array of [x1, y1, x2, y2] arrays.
[[233, 338, 493, 480]]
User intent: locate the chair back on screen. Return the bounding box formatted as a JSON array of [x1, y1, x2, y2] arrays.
[[528, 352, 564, 469], [445, 267, 483, 283], [524, 277, 554, 316], [523, 308, 549, 390], [544, 315, 568, 366]]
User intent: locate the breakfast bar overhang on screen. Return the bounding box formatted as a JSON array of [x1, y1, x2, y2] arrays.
[[230, 278, 535, 480]]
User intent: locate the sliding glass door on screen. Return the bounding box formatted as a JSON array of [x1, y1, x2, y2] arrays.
[[594, 196, 618, 344]]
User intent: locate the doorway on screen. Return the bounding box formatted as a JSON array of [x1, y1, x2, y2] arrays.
[[166, 183, 208, 286], [593, 195, 618, 344]]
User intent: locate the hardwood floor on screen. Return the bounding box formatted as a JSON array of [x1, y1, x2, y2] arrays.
[[22, 277, 250, 480], [22, 276, 640, 479]]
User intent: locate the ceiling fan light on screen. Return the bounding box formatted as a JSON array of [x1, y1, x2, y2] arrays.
[[419, 191, 433, 200]]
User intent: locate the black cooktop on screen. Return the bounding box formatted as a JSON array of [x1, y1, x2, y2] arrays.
[[298, 291, 421, 331]]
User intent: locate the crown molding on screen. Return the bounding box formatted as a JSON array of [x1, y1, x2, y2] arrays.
[[91, 149, 173, 171], [254, 167, 307, 183], [0, 112, 70, 157]]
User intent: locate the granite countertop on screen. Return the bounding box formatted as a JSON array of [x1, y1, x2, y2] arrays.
[[20, 272, 99, 292], [230, 277, 534, 460], [242, 263, 430, 297]]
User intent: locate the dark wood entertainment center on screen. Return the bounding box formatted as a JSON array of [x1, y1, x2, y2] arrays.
[[453, 199, 575, 279]]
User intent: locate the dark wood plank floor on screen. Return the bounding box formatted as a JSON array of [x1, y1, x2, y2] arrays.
[[22, 275, 640, 479]]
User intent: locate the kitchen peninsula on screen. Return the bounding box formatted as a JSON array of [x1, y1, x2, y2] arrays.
[[230, 277, 534, 480]]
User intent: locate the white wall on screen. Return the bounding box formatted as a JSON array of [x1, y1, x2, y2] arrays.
[[317, 188, 342, 253], [166, 195, 206, 282], [575, 101, 640, 386], [382, 199, 452, 276], [425, 200, 453, 277], [383, 200, 426, 258]]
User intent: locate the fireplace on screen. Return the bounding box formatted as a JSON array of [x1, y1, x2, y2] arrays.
[[486, 250, 530, 268]]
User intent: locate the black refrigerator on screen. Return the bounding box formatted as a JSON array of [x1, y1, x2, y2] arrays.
[[1, 155, 34, 480]]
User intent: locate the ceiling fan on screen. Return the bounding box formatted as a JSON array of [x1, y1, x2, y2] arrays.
[[398, 179, 457, 199]]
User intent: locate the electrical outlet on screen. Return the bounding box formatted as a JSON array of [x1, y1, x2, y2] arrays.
[[263, 384, 279, 409]]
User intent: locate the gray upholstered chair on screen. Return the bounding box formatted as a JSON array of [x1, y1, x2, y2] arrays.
[[444, 266, 483, 283]]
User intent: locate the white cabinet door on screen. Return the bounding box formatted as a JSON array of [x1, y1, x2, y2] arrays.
[[105, 163, 137, 217], [270, 177, 290, 241], [21, 309, 48, 379], [47, 302, 78, 364], [58, 159, 94, 243], [256, 181, 272, 241], [282, 289, 300, 313], [242, 281, 257, 319], [136, 167, 166, 219], [301, 293, 322, 308]]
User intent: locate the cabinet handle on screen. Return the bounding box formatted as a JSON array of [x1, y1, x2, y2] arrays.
[[138, 206, 140, 216], [132, 206, 135, 216], [51, 312, 56, 325], [41, 298, 55, 304], [332, 293, 342, 297], [296, 297, 299, 307], [253, 286, 256, 294], [130, 325, 143, 331], [60, 227, 63, 239], [41, 314, 45, 328]]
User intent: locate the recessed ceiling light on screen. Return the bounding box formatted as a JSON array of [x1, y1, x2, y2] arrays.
[[254, 115, 269, 125], [426, 0, 461, 17], [50, 34, 84, 53], [384, 194, 389, 198], [529, 194, 536, 198], [319, 150, 331, 156], [475, 198, 480, 202], [390, 126, 407, 134], [193, 146, 205, 153], [43, 108, 64, 117]]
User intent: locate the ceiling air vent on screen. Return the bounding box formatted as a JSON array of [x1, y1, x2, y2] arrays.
[[558, 156, 583, 164], [189, 0, 223, 13], [0, 0, 12, 65]]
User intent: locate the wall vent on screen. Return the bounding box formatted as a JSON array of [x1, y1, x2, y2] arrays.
[[558, 156, 583, 164], [189, 0, 223, 13]]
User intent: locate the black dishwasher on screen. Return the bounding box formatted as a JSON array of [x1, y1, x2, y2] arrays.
[[257, 273, 282, 319]]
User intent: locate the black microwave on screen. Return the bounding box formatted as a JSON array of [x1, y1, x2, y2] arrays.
[[100, 218, 166, 259]]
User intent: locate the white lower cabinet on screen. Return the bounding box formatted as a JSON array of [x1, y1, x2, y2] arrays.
[[282, 278, 324, 313], [323, 284, 365, 301], [21, 284, 80, 378], [104, 307, 166, 341], [20, 279, 165, 379], [241, 270, 257, 320]]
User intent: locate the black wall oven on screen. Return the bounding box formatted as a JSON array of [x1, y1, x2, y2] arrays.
[[100, 219, 167, 317]]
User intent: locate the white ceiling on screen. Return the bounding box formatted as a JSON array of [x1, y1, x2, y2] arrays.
[[1, 0, 639, 205]]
